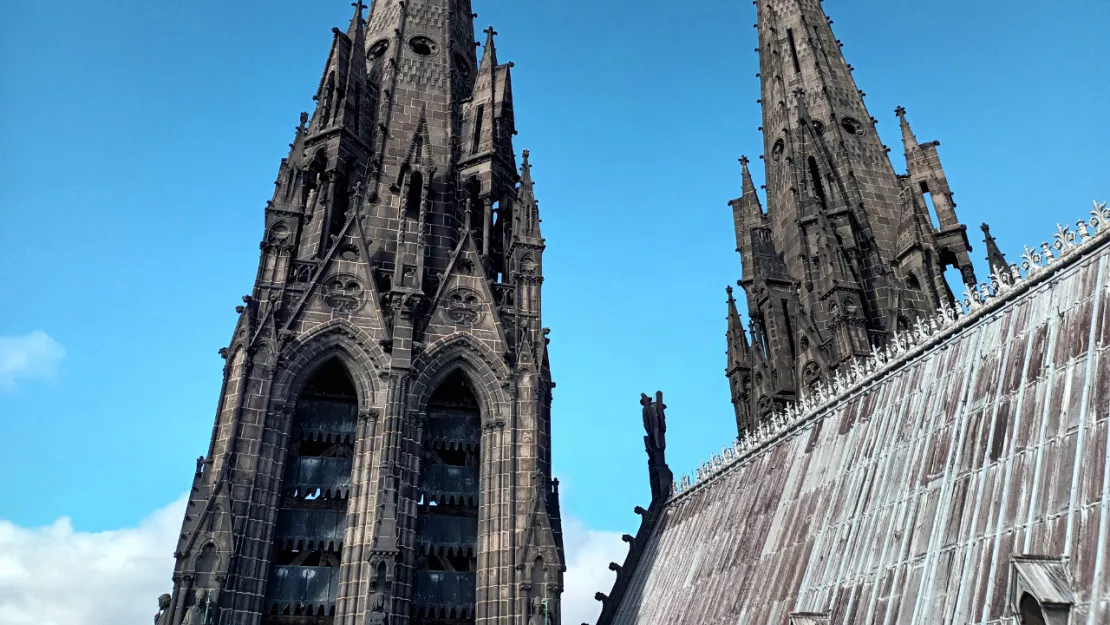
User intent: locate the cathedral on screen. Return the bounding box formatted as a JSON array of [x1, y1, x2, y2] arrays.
[[725, 0, 987, 433], [593, 1, 1110, 624], [157, 1, 564, 624], [155, 0, 1110, 624]]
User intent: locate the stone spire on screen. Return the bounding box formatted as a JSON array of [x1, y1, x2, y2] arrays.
[[731, 156, 768, 288], [345, 0, 365, 40], [725, 286, 755, 434], [896, 105, 919, 151], [512, 150, 541, 242], [895, 105, 978, 287], [477, 25, 499, 74], [982, 223, 1010, 275], [724, 0, 982, 436], [159, 2, 566, 622]]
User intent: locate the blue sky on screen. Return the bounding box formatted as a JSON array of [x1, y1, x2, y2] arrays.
[[0, 0, 1106, 564]]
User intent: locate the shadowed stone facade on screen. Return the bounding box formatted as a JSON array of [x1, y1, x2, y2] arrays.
[[158, 2, 565, 624], [727, 0, 983, 436]]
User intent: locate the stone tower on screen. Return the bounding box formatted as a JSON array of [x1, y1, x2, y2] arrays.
[[726, 0, 986, 435], [158, 2, 565, 624]]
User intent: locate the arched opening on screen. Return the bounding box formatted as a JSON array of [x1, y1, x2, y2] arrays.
[[196, 543, 217, 573], [807, 156, 827, 206], [352, 83, 361, 132], [919, 180, 941, 228], [263, 358, 358, 622], [406, 171, 424, 219], [1019, 593, 1048, 625], [490, 198, 509, 281], [529, 555, 548, 617], [305, 150, 327, 216], [907, 272, 922, 291], [326, 169, 349, 245], [320, 73, 336, 127], [194, 542, 219, 590], [368, 561, 389, 615], [471, 105, 485, 153], [411, 369, 481, 623]]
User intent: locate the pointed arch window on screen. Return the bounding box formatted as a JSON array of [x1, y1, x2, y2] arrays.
[[352, 84, 361, 132], [1019, 594, 1048, 625], [320, 73, 336, 127], [412, 369, 481, 617], [807, 156, 827, 206], [472, 105, 485, 153], [195, 543, 217, 574], [528, 555, 549, 616], [327, 170, 349, 243], [262, 358, 357, 620], [786, 29, 801, 73], [405, 171, 424, 219], [907, 272, 922, 291]]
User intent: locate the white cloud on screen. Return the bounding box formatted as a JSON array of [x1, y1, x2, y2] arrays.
[[0, 496, 186, 625], [0, 496, 626, 625], [0, 331, 65, 391], [561, 517, 626, 625]]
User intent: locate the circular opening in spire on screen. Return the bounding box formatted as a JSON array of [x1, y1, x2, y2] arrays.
[[840, 116, 864, 135], [812, 120, 825, 135], [409, 36, 438, 57], [368, 39, 390, 60], [771, 138, 785, 160]]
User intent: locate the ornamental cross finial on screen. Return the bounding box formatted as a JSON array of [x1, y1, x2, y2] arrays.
[[739, 155, 750, 167], [484, 26, 498, 38], [895, 105, 907, 117]]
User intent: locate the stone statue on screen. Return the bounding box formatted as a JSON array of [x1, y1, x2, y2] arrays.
[[154, 594, 171, 625], [304, 185, 319, 214], [527, 598, 546, 625], [366, 591, 388, 625], [640, 391, 667, 453], [640, 391, 673, 502], [370, 590, 385, 612], [183, 590, 209, 625]]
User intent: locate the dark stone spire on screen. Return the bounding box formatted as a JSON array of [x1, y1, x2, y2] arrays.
[[726, 0, 981, 437], [982, 223, 1010, 276], [158, 2, 565, 622], [725, 286, 755, 434]]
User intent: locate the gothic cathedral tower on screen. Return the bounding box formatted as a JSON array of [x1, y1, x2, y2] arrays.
[[159, 2, 565, 624], [726, 0, 984, 435]]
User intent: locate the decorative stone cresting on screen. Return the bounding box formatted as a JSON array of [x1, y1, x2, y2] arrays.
[[672, 201, 1110, 499]]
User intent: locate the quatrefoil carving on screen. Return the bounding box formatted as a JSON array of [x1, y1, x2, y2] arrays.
[[444, 288, 481, 326]]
